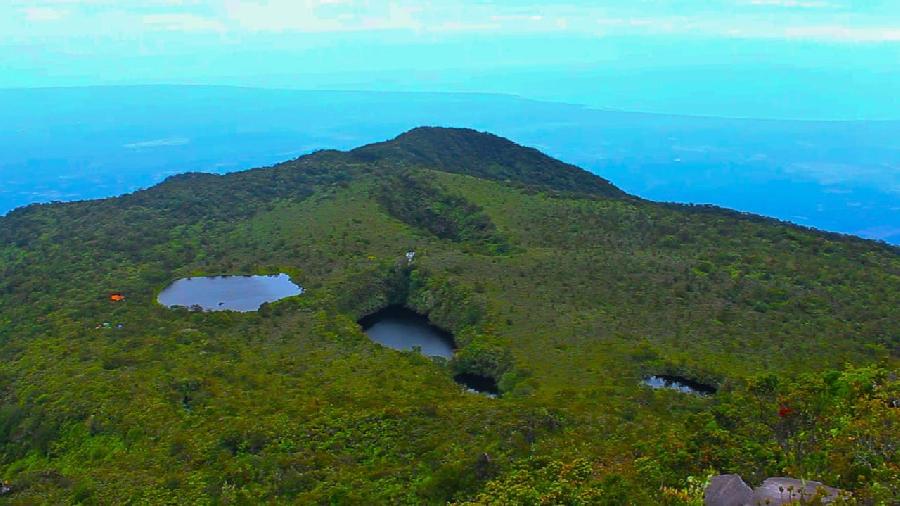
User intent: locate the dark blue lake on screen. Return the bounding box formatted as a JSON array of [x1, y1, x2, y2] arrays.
[[359, 307, 500, 396], [158, 274, 302, 312], [360, 306, 455, 359]]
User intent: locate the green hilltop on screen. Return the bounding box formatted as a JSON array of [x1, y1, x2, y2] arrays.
[[0, 128, 897, 504]]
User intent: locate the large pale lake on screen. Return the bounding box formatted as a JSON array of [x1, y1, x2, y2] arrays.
[[158, 274, 302, 312]]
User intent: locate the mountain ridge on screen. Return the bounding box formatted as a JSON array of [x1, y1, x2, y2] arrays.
[[6, 127, 895, 255], [349, 126, 626, 198]]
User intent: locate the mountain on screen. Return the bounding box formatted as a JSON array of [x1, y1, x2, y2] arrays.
[[4, 86, 900, 244], [0, 128, 897, 504], [351, 127, 626, 198]]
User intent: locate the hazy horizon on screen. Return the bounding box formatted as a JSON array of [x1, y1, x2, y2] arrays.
[[2, 86, 897, 244], [3, 2, 898, 242], [4, 1, 900, 120]]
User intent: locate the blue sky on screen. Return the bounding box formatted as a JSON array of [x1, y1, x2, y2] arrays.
[[2, 1, 900, 118]]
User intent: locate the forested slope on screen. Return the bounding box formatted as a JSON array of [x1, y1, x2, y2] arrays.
[[0, 128, 897, 504]]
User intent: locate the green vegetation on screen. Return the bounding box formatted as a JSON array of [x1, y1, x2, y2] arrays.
[[0, 127, 897, 504]]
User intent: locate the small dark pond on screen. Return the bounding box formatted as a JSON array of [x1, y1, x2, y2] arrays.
[[158, 274, 303, 312], [360, 306, 500, 397], [359, 306, 455, 359], [455, 374, 500, 398], [643, 375, 716, 395]]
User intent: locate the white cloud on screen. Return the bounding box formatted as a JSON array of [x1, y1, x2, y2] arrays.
[[220, 0, 423, 33], [785, 162, 900, 190], [123, 137, 191, 149], [781, 25, 900, 42], [489, 14, 545, 22], [142, 13, 224, 32], [742, 0, 834, 8], [6, 0, 900, 43], [22, 7, 67, 22], [595, 14, 900, 42], [855, 225, 900, 241]]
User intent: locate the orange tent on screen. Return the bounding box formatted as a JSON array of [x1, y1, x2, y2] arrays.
[[110, 293, 125, 302]]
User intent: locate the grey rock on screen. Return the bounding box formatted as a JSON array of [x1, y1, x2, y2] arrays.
[[705, 474, 754, 506], [705, 475, 846, 506], [751, 477, 843, 505]]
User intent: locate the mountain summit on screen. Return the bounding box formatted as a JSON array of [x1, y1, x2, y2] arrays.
[[351, 127, 625, 197]]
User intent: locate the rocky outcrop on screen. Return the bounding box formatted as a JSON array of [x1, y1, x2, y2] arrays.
[[705, 474, 754, 506], [752, 478, 843, 505], [705, 475, 845, 505]]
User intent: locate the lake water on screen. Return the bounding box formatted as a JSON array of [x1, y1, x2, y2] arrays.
[[360, 306, 455, 359], [359, 307, 501, 396], [642, 375, 716, 395], [158, 274, 302, 312]]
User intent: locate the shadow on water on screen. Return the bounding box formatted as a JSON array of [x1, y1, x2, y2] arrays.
[[454, 374, 500, 398], [643, 375, 716, 395], [359, 306, 499, 397]]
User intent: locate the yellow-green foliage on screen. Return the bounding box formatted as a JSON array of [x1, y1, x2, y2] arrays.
[[0, 128, 897, 504]]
